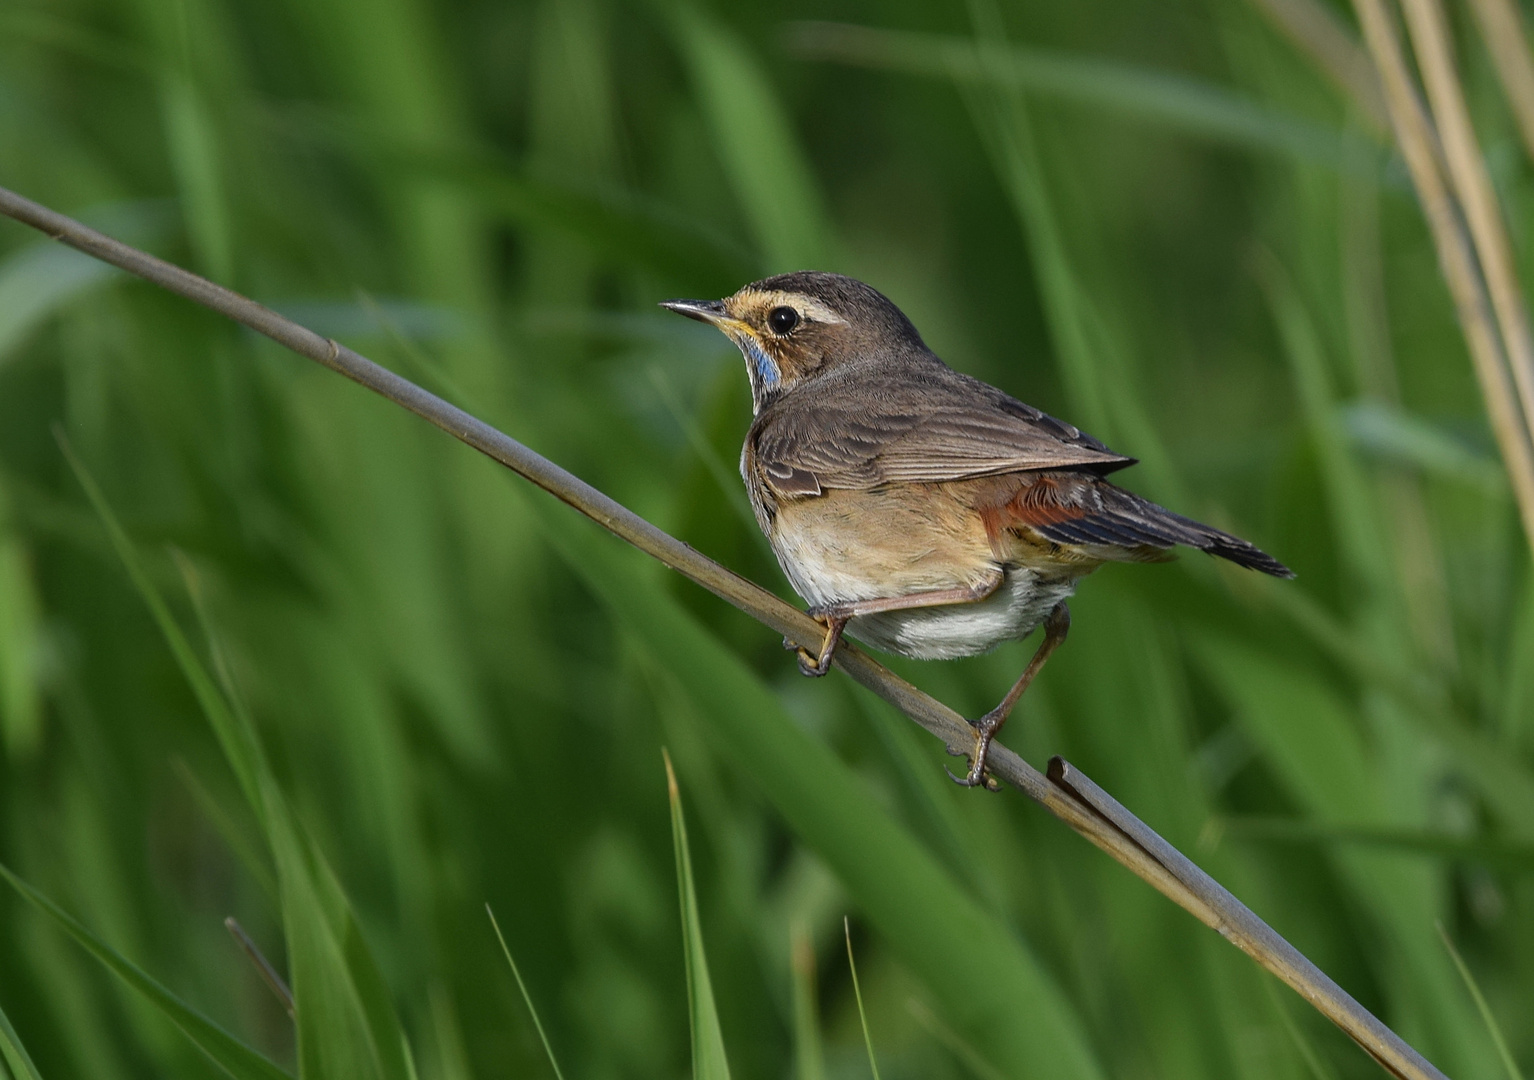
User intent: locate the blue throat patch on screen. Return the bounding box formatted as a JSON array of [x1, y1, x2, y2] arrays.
[[742, 338, 779, 388]]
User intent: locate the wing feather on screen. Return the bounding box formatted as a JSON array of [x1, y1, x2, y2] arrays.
[[750, 371, 1132, 497]]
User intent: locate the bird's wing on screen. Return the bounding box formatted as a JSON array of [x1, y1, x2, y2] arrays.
[[752, 378, 1133, 496]]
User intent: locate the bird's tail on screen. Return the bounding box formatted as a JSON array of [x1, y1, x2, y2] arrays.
[[1015, 478, 1295, 578]]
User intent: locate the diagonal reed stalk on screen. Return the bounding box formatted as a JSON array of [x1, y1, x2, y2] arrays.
[[0, 184, 1447, 1080], [1348, 0, 1534, 550], [1465, 0, 1534, 170]]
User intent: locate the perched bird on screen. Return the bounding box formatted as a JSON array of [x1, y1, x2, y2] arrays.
[[663, 272, 1291, 788]]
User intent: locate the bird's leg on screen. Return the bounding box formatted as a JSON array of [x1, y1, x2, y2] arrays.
[[949, 601, 1071, 791], [788, 569, 1005, 677]]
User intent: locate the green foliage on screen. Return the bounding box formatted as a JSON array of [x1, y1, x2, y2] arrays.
[[666, 752, 732, 1080], [1, 1, 1531, 1080]]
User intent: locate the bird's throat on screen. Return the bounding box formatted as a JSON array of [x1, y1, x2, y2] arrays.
[[738, 335, 782, 411]]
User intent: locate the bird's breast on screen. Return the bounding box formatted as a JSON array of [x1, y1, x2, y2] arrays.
[[762, 483, 1087, 659]]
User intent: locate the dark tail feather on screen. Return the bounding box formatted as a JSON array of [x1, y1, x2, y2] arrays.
[[1118, 493, 1294, 579], [1028, 483, 1295, 578]]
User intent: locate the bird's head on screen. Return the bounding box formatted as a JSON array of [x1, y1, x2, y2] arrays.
[[662, 272, 925, 412]]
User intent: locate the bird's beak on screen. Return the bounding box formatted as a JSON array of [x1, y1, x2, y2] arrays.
[[660, 298, 729, 325]]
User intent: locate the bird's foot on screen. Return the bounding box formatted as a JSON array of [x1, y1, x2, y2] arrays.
[[783, 608, 848, 678], [945, 710, 1005, 792]]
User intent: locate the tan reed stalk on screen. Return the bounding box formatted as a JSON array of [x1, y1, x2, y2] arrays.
[[0, 184, 1448, 1080], [1351, 0, 1534, 549], [1465, 0, 1534, 165], [1400, 0, 1534, 463]]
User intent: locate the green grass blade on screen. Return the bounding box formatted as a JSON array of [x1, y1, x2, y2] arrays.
[[269, 802, 415, 1080], [64, 441, 415, 1080], [843, 919, 881, 1080], [669, 3, 832, 270], [1340, 402, 1507, 492], [956, 9, 1182, 503], [367, 136, 761, 288], [789, 923, 825, 1080], [0, 997, 45, 1080], [0, 862, 291, 1080], [486, 905, 566, 1080], [58, 434, 267, 825], [0, 478, 43, 759], [785, 22, 1371, 168], [665, 751, 732, 1080], [1436, 923, 1527, 1080]]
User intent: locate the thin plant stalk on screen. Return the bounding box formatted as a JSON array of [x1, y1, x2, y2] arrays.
[[0, 184, 1448, 1080], [844, 919, 882, 1080], [1399, 0, 1534, 466], [1465, 0, 1534, 168], [1350, 0, 1534, 550]]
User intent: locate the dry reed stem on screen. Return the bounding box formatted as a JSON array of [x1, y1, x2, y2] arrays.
[[1400, 0, 1534, 468], [1465, 0, 1534, 165], [0, 184, 1447, 1080], [1351, 0, 1534, 547]]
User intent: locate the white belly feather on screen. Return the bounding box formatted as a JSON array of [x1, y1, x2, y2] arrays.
[[847, 568, 1077, 660], [774, 532, 1078, 660]]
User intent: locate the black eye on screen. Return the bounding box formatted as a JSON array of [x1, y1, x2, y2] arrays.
[[766, 306, 800, 335]]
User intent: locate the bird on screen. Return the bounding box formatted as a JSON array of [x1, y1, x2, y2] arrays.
[[662, 272, 1292, 789]]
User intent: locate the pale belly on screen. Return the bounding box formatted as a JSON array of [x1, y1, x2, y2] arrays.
[[847, 568, 1077, 660], [764, 484, 1089, 660], [773, 528, 1081, 660]]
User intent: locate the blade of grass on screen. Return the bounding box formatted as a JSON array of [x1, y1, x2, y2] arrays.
[[486, 905, 566, 1080], [361, 135, 761, 288], [956, 5, 1185, 506], [0, 998, 45, 1080], [57, 431, 266, 825], [786, 21, 1374, 168], [843, 919, 881, 1080], [1340, 402, 1507, 492], [0, 862, 291, 1080], [0, 480, 42, 759], [670, 3, 832, 270], [664, 750, 732, 1080], [789, 923, 825, 1080], [171, 758, 277, 902], [1435, 923, 1527, 1080], [64, 440, 415, 1080]]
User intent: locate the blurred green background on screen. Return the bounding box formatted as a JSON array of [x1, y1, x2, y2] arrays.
[[0, 0, 1531, 1077]]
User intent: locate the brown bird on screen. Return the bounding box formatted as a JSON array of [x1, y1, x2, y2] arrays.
[[663, 272, 1291, 788]]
